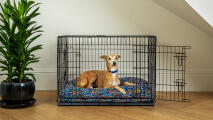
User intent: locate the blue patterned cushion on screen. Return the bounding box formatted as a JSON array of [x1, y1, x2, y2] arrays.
[[59, 77, 152, 102]]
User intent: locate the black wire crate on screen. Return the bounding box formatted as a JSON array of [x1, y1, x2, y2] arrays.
[[57, 35, 190, 106]]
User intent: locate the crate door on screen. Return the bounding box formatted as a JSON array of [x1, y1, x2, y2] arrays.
[[156, 46, 190, 102]]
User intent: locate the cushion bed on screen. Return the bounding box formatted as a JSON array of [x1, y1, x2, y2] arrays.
[[59, 77, 153, 103]]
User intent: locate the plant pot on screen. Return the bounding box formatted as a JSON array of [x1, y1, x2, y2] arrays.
[[0, 80, 36, 108]]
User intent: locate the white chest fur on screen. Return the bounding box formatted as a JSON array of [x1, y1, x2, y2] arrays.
[[111, 73, 120, 86]]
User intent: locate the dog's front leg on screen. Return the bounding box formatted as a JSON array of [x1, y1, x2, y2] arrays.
[[116, 75, 136, 86], [114, 85, 126, 94], [122, 82, 136, 86]]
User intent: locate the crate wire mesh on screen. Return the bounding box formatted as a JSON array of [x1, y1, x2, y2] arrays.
[[156, 45, 190, 102], [57, 35, 190, 105]]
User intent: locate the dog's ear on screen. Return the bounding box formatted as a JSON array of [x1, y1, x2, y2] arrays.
[[116, 55, 121, 59], [100, 55, 107, 60]]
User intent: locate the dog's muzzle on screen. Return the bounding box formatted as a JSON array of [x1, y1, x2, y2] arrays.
[[113, 61, 116, 66]]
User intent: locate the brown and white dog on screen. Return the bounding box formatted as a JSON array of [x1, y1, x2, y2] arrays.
[[77, 55, 135, 94]]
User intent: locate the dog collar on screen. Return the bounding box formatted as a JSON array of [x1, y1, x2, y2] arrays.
[[109, 70, 118, 73]]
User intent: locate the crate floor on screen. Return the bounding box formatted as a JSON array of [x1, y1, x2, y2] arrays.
[[59, 77, 153, 103]]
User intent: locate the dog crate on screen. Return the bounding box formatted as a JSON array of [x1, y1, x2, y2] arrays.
[[57, 35, 190, 106]]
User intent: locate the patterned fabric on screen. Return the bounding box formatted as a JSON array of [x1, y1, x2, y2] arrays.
[[59, 77, 153, 103]]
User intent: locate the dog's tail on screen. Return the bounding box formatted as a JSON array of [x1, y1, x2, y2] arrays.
[[76, 77, 88, 88]]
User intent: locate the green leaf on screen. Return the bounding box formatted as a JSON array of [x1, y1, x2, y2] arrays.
[[27, 45, 42, 55], [0, 0, 42, 83], [24, 73, 36, 81]]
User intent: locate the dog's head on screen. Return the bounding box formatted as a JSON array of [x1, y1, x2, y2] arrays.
[[100, 55, 121, 68]]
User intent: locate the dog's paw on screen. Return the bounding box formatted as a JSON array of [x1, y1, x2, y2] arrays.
[[124, 82, 136, 86], [87, 85, 93, 89], [120, 89, 126, 94], [127, 83, 136, 86]]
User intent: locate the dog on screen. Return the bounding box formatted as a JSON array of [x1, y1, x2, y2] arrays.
[[77, 55, 135, 94]]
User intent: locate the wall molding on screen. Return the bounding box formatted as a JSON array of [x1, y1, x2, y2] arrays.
[[33, 68, 56, 73], [32, 68, 213, 75]]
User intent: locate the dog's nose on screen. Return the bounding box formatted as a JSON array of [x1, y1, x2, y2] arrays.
[[113, 61, 116, 66]]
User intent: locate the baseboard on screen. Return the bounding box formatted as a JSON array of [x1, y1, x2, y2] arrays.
[[32, 68, 213, 74]]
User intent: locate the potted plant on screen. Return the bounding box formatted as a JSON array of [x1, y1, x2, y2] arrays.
[[0, 0, 42, 108]]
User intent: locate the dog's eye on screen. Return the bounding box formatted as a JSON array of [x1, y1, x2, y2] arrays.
[[115, 58, 118, 60], [109, 58, 111, 60]]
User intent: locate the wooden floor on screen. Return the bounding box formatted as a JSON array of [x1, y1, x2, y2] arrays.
[[0, 91, 213, 120]]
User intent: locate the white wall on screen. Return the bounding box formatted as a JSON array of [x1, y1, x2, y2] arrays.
[[1, 0, 213, 91], [185, 0, 213, 27]]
